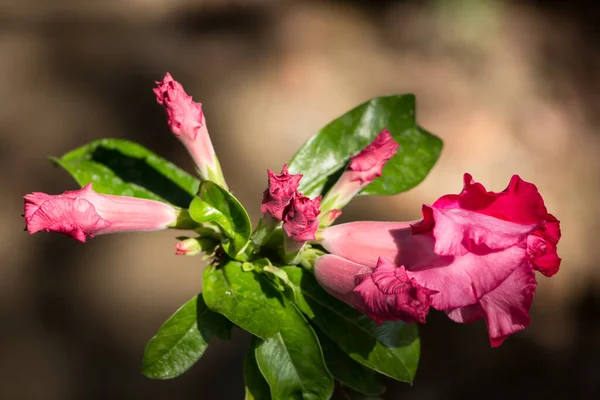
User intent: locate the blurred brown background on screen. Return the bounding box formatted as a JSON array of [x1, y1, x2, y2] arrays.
[[1, 0, 599, 399]]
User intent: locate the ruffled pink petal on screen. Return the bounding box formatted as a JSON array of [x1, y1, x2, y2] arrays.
[[25, 196, 111, 242], [409, 240, 532, 310], [429, 206, 538, 256], [446, 264, 537, 346], [282, 194, 321, 241], [261, 165, 303, 220], [478, 265, 537, 347], [354, 257, 437, 324], [432, 173, 561, 275]]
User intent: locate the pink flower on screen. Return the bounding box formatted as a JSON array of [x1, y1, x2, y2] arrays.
[[319, 128, 399, 225], [154, 73, 227, 188], [316, 174, 561, 346], [261, 165, 303, 220], [282, 193, 322, 242], [24, 184, 179, 242]]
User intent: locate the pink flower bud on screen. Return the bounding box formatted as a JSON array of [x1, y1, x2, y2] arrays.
[[316, 174, 561, 347], [282, 193, 321, 242], [175, 238, 203, 256], [348, 128, 400, 183], [24, 184, 179, 242], [154, 73, 227, 188], [319, 128, 399, 218], [261, 164, 303, 220]]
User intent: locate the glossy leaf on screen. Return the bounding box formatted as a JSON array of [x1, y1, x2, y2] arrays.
[[315, 328, 385, 396], [245, 339, 272, 400], [202, 260, 283, 339], [53, 138, 199, 207], [189, 181, 252, 259], [142, 295, 232, 379], [283, 266, 420, 383], [254, 303, 334, 400], [288, 95, 442, 198]]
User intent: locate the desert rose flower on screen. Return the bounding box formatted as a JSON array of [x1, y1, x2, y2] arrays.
[[261, 164, 303, 221], [315, 174, 561, 346], [24, 184, 182, 242], [319, 128, 399, 226], [154, 73, 228, 189]]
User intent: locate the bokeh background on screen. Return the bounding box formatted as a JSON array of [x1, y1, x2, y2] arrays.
[[1, 0, 599, 399]]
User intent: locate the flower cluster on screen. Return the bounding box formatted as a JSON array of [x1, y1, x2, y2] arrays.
[[22, 71, 562, 352], [261, 165, 321, 242], [315, 174, 561, 346]]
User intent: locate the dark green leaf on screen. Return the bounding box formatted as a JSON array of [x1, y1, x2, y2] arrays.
[[189, 181, 252, 260], [54, 138, 199, 207], [202, 260, 284, 339], [254, 303, 334, 400], [142, 295, 232, 379], [288, 95, 442, 198], [245, 338, 272, 400], [315, 328, 385, 396], [283, 266, 420, 383]]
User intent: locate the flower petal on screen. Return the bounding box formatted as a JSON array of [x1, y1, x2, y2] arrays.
[[25, 196, 110, 242], [314, 254, 371, 307], [479, 265, 537, 347], [354, 257, 437, 324], [430, 207, 538, 256]]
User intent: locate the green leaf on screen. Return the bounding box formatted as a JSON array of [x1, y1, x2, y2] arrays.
[[283, 266, 420, 383], [315, 328, 385, 396], [202, 260, 284, 339], [254, 303, 334, 400], [53, 138, 199, 208], [288, 95, 442, 198], [245, 338, 272, 400], [189, 181, 252, 260], [142, 295, 232, 379]]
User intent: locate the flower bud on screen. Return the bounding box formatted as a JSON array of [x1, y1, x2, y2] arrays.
[[24, 184, 180, 242], [319, 128, 399, 224], [154, 73, 228, 189], [261, 164, 302, 220]]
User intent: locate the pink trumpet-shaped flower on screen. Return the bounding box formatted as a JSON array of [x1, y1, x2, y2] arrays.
[[319, 128, 399, 225], [316, 174, 561, 346], [24, 184, 179, 242], [261, 164, 303, 220], [154, 73, 227, 188]]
